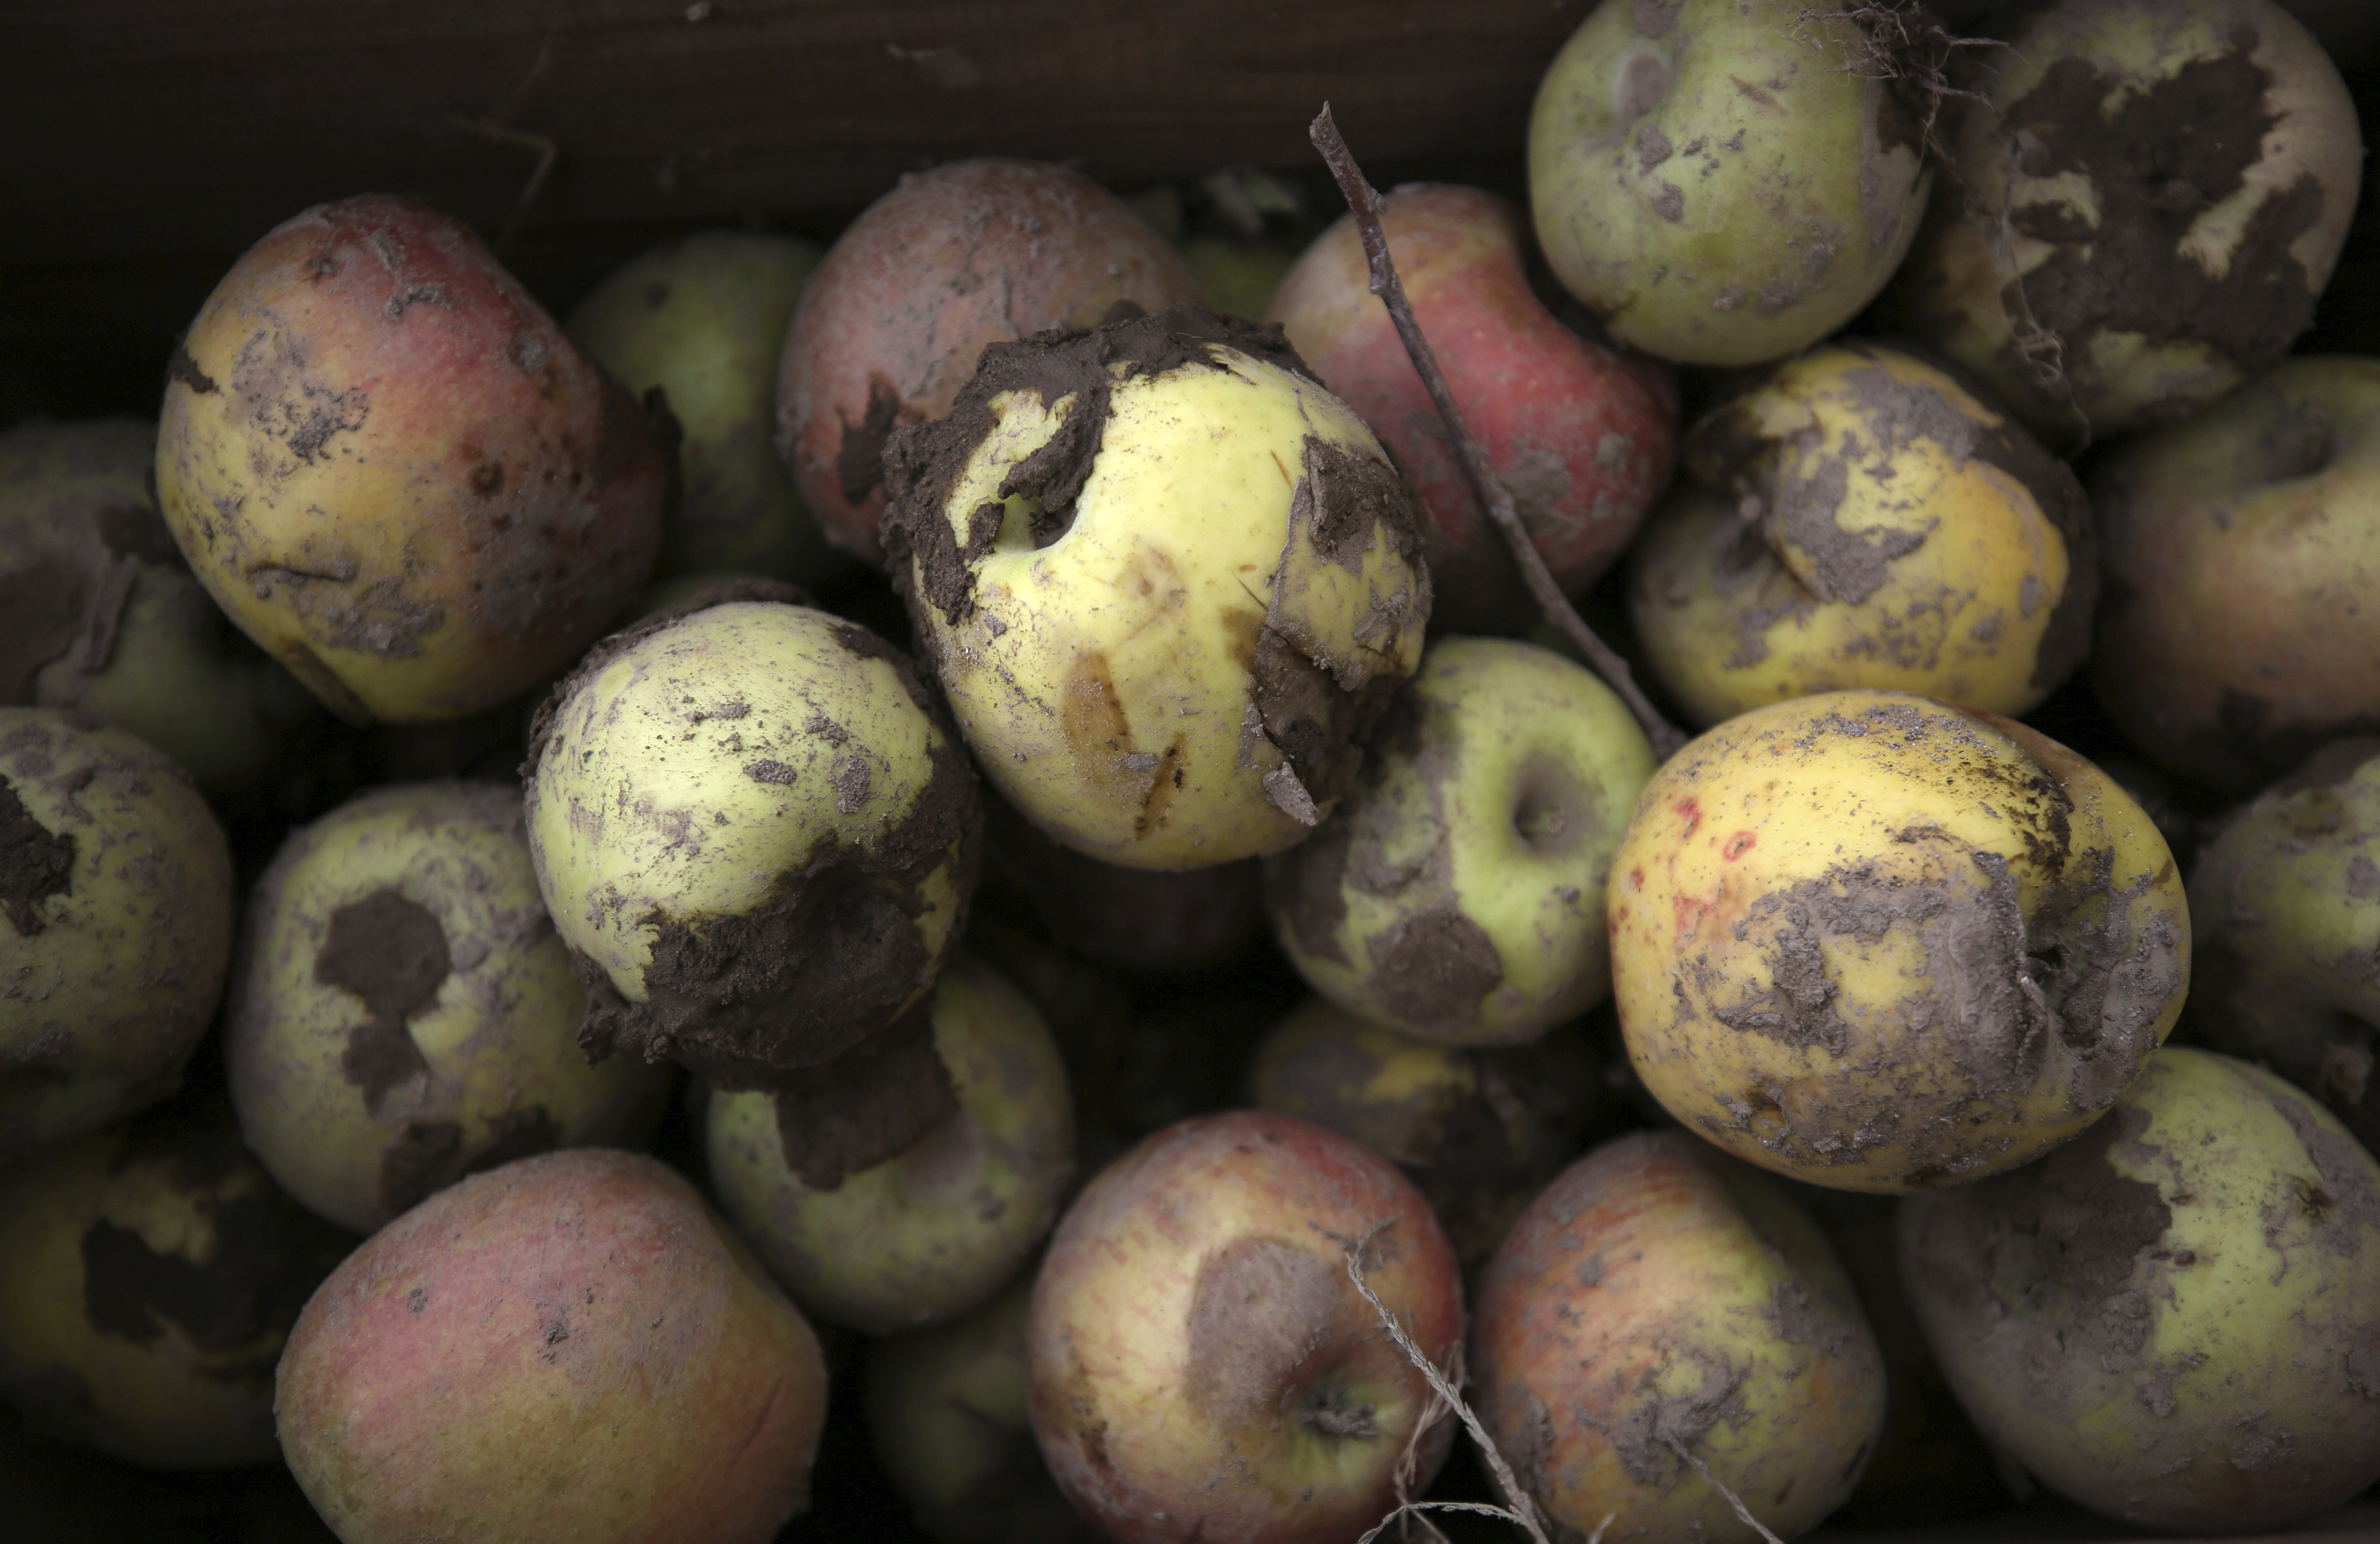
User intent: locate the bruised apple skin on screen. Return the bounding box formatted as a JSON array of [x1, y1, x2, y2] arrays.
[[2094, 356, 2380, 792], [1899, 1047, 2380, 1532], [1608, 691, 2188, 1191], [703, 954, 1073, 1335], [1265, 637, 1655, 1046], [226, 781, 667, 1234], [1890, 0, 2363, 443], [1472, 1132, 1886, 1544], [1627, 342, 2095, 728], [156, 194, 672, 723], [1027, 1110, 1463, 1544], [0, 417, 316, 793], [1528, 0, 1932, 368], [2181, 738, 2380, 1151], [777, 159, 1201, 563], [275, 1149, 829, 1544], [882, 305, 1430, 869], [0, 1097, 351, 1469], [1, 708, 233, 1158], [1266, 183, 1676, 632]]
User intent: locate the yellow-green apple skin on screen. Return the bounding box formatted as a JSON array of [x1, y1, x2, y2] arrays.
[[0, 1102, 350, 1468], [226, 781, 667, 1235], [156, 194, 672, 723], [1899, 1046, 2380, 1532], [779, 159, 1203, 563], [2094, 356, 2380, 792], [1608, 690, 2188, 1191], [1265, 637, 1655, 1046], [1, 708, 233, 1158], [1472, 1131, 1887, 1544], [1628, 342, 2095, 727], [705, 954, 1074, 1335], [1250, 997, 1607, 1263], [275, 1149, 828, 1544], [522, 598, 980, 1088], [1026, 1109, 1463, 1544], [1891, 0, 2362, 442], [864, 1271, 1097, 1544], [1528, 0, 1930, 367], [2182, 737, 2380, 1150], [883, 305, 1430, 870], [0, 417, 316, 792], [568, 231, 841, 585]]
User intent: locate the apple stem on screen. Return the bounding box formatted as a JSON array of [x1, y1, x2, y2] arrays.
[[1341, 1231, 1553, 1544], [1307, 105, 1688, 762]]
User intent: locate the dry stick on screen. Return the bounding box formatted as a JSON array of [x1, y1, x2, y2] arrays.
[[1342, 1235, 1553, 1544], [1665, 1436, 1787, 1544], [444, 116, 560, 256], [1308, 106, 1687, 764]]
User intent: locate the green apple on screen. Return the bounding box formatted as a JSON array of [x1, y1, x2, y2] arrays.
[[2182, 738, 2380, 1150], [568, 231, 845, 587], [1899, 1046, 2380, 1532], [703, 955, 1073, 1335], [1, 708, 233, 1158], [1265, 637, 1655, 1046], [1529, 0, 1931, 366], [1891, 0, 2363, 442]]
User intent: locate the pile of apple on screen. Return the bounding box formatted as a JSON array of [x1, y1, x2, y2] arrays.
[[6, 1, 2380, 1542]]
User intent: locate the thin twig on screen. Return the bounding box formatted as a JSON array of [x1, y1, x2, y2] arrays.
[[445, 116, 560, 256], [1308, 106, 1687, 763], [1343, 1228, 1553, 1544], [1664, 1436, 1785, 1544]]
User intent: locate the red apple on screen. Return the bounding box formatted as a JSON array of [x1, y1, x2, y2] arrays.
[[776, 159, 1201, 564], [1268, 183, 1676, 632], [1027, 1109, 1463, 1544]]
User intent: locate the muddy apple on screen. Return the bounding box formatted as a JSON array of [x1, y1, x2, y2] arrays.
[[1472, 1131, 1887, 1542], [1267, 183, 1675, 632], [1609, 691, 2188, 1190], [1627, 341, 2094, 727], [1899, 1046, 2380, 1531], [1892, 0, 2363, 442], [155, 194, 672, 723], [276, 1148, 828, 1544], [1027, 1109, 1463, 1544], [777, 159, 1200, 562], [2094, 355, 2380, 792]]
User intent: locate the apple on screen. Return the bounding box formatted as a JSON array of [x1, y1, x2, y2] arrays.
[[1608, 690, 2189, 1191], [1890, 0, 2363, 442], [1265, 637, 1655, 1047], [882, 304, 1430, 869], [703, 954, 1074, 1335], [1471, 1130, 1887, 1542], [1626, 340, 2095, 728], [1027, 1109, 1463, 1544], [226, 780, 667, 1234], [2094, 355, 2380, 793], [1266, 183, 1676, 632], [777, 159, 1201, 563], [2181, 736, 2380, 1150], [275, 1149, 830, 1544], [1528, 0, 1931, 367], [1, 708, 233, 1159], [155, 194, 673, 723], [1899, 1046, 2380, 1532], [569, 230, 845, 586]]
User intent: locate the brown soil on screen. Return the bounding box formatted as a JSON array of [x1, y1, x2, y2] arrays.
[[765, 995, 957, 1189], [0, 773, 74, 937], [316, 887, 451, 1115], [0, 556, 91, 703], [1363, 902, 1506, 1037]]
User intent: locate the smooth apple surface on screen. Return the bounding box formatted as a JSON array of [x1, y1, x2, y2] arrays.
[[1027, 1110, 1462, 1544], [2094, 355, 2380, 792], [1268, 183, 1675, 632]]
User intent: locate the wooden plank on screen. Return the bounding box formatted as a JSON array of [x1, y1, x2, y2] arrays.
[[0, 0, 1591, 268]]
